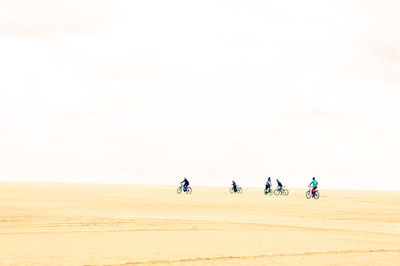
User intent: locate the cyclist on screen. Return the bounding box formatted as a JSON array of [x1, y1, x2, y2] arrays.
[[265, 177, 272, 193], [276, 179, 283, 191], [232, 181, 238, 193], [180, 177, 189, 192], [309, 177, 318, 197]]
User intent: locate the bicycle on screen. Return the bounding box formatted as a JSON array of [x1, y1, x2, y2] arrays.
[[306, 185, 319, 199], [177, 184, 192, 194], [273, 186, 289, 196], [264, 187, 272, 196], [229, 186, 242, 194]]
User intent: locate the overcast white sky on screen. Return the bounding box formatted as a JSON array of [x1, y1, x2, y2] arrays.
[[0, 0, 399, 190]]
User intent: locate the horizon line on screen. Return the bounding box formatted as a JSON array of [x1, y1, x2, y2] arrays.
[[1, 180, 399, 192]]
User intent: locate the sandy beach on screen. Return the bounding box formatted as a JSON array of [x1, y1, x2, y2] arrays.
[[0, 182, 399, 265]]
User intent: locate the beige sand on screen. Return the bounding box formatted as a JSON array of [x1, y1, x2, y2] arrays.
[[0, 182, 399, 265]]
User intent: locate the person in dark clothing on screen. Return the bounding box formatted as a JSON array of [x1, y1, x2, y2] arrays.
[[276, 179, 283, 191], [232, 181, 238, 192], [265, 177, 272, 192], [181, 177, 189, 192]]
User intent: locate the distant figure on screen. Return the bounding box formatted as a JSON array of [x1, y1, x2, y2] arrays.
[[265, 177, 272, 192], [232, 181, 238, 192], [181, 177, 189, 192], [276, 179, 283, 191], [309, 177, 318, 197]]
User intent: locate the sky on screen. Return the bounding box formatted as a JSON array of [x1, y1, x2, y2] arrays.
[[0, 0, 399, 190]]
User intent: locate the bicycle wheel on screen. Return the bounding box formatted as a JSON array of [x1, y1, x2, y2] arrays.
[[313, 191, 320, 199], [237, 187, 242, 194], [273, 189, 280, 195], [186, 187, 192, 194], [306, 191, 311, 199], [283, 189, 289, 196], [229, 187, 234, 194], [177, 187, 182, 194]]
